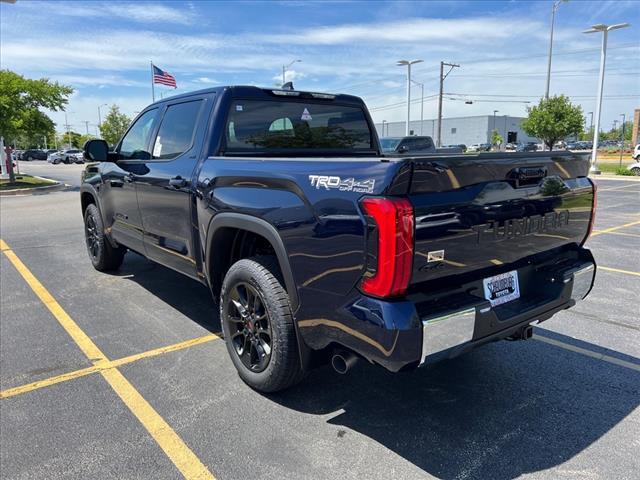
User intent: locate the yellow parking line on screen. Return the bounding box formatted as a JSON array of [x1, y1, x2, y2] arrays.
[[0, 239, 215, 480], [0, 334, 219, 400], [591, 220, 640, 236], [599, 266, 640, 277], [534, 334, 640, 372], [599, 183, 640, 192], [603, 231, 640, 238]]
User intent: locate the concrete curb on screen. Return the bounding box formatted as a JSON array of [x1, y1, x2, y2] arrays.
[[0, 176, 65, 196], [590, 174, 640, 182]]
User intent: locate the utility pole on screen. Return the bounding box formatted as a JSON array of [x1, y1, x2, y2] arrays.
[[43, 135, 47, 150], [411, 79, 425, 135], [437, 61, 460, 147], [545, 0, 568, 99], [64, 112, 71, 150], [588, 111, 594, 140], [619, 113, 626, 166], [583, 22, 630, 174], [381, 120, 387, 137], [397, 59, 423, 136], [493, 110, 499, 149], [83, 121, 90, 135]]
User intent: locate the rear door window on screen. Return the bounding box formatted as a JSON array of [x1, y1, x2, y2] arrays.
[[224, 100, 373, 154], [152, 100, 203, 159]]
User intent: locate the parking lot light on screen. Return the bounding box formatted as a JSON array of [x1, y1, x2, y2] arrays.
[[583, 22, 631, 174], [397, 59, 423, 136]]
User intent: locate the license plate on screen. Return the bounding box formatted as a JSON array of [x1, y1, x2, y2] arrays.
[[483, 270, 520, 307]]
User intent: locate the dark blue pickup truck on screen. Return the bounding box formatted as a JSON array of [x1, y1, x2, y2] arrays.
[[80, 86, 596, 392]]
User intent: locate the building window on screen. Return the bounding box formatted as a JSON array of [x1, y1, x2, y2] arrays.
[[451, 127, 457, 134]]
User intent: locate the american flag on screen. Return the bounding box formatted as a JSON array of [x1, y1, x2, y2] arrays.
[[153, 65, 177, 88]]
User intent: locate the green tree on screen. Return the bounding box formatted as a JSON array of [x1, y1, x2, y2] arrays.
[[491, 129, 503, 149], [521, 95, 584, 150], [99, 105, 130, 146], [60, 131, 83, 149], [17, 109, 55, 148], [78, 133, 96, 148], [0, 70, 72, 182]]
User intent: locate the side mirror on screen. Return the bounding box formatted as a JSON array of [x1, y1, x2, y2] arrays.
[[83, 139, 110, 162], [398, 145, 409, 154]]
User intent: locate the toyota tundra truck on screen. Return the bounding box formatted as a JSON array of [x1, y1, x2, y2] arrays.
[[80, 85, 596, 392]]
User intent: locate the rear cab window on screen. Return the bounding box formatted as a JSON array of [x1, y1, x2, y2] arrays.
[[224, 99, 375, 155], [152, 100, 203, 159]]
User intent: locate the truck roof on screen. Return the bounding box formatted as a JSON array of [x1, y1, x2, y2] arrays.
[[148, 85, 364, 107]]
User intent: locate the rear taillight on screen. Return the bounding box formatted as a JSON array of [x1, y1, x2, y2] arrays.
[[584, 180, 597, 243], [360, 197, 414, 298]]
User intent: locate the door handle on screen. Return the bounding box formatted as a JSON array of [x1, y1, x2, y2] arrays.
[[169, 176, 187, 188], [124, 173, 136, 183]]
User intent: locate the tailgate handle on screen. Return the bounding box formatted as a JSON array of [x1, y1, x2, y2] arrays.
[[507, 166, 547, 187]]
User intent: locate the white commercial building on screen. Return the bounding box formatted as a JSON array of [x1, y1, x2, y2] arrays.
[[375, 115, 540, 146]]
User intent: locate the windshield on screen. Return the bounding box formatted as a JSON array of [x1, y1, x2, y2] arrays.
[[380, 138, 401, 151], [225, 100, 374, 154]]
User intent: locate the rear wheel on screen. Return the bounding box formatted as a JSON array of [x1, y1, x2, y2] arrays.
[[631, 167, 640, 176], [220, 256, 303, 392], [84, 203, 126, 271]]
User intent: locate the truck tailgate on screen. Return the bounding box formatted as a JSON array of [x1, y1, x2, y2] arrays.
[[397, 152, 594, 286]]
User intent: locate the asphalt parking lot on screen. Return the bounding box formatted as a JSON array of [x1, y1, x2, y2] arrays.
[[1, 162, 639, 480]]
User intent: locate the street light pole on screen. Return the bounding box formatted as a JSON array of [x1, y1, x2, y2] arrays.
[[97, 103, 107, 132], [282, 59, 301, 86], [619, 113, 626, 166], [381, 120, 387, 137], [411, 79, 425, 136], [588, 111, 594, 140], [583, 22, 630, 174], [545, 0, 568, 99], [397, 59, 423, 136]]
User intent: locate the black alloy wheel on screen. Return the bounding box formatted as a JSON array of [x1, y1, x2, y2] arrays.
[[85, 213, 101, 261], [225, 281, 273, 372]]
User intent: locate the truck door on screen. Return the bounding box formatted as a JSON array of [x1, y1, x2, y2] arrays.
[[105, 108, 159, 255], [134, 97, 209, 279]]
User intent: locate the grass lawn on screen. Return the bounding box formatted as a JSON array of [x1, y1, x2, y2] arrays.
[[0, 174, 57, 191]]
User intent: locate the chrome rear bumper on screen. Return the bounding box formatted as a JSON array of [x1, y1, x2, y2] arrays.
[[419, 260, 595, 366]]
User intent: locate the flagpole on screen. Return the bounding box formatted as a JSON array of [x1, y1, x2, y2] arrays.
[[150, 61, 155, 102]]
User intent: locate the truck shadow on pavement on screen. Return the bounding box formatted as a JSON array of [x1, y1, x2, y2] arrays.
[[271, 332, 640, 479], [115, 256, 639, 479], [117, 253, 221, 333]]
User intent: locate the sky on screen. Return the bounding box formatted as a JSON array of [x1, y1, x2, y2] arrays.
[[1, 0, 638, 136]]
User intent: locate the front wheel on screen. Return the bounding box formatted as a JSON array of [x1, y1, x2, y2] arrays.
[[84, 203, 126, 271], [220, 256, 303, 393], [631, 167, 640, 176]]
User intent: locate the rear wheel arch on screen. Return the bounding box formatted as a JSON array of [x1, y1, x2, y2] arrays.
[[205, 213, 299, 312]]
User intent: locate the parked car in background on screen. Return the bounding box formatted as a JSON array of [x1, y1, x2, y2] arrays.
[[443, 144, 467, 152], [467, 143, 491, 152], [380, 136, 436, 155], [22, 149, 47, 161], [633, 144, 640, 160], [505, 143, 518, 151], [48, 149, 84, 164], [516, 142, 538, 152], [627, 161, 640, 176]]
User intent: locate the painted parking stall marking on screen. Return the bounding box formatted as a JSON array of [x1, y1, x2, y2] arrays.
[[0, 239, 216, 480]]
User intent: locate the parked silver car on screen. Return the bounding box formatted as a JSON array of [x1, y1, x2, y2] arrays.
[[47, 149, 84, 164]]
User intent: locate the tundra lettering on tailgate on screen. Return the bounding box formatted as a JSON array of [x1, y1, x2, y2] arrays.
[[471, 210, 570, 244]]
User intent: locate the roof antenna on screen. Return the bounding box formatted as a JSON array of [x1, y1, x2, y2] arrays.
[[281, 81, 294, 91]]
